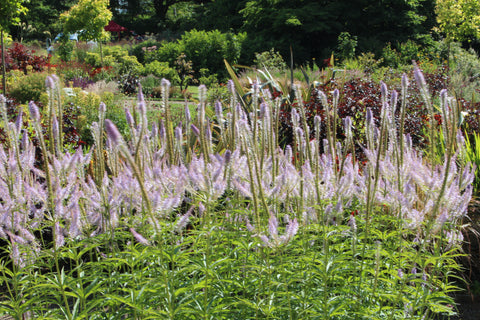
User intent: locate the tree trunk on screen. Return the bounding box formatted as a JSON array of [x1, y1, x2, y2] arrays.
[[152, 0, 172, 23], [1, 30, 6, 96]]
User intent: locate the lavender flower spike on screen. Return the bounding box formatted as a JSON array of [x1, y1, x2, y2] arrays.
[[413, 66, 427, 91], [52, 116, 59, 140], [343, 116, 352, 139], [55, 222, 65, 249], [215, 101, 223, 123], [268, 213, 279, 237], [380, 81, 388, 100], [175, 213, 191, 232], [130, 228, 151, 246], [366, 107, 373, 126], [198, 84, 207, 101], [227, 79, 235, 93], [14, 112, 23, 134], [285, 218, 299, 241], [161, 78, 171, 89], [125, 108, 135, 128], [191, 124, 200, 137], [51, 74, 60, 84], [28, 101, 41, 122], [105, 119, 123, 145], [224, 149, 232, 165], [390, 90, 398, 113], [175, 126, 182, 142], [99, 102, 106, 114], [317, 90, 328, 108]]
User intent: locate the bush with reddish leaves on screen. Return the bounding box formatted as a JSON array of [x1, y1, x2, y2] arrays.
[[1, 42, 50, 75], [0, 97, 82, 153], [278, 66, 450, 154]]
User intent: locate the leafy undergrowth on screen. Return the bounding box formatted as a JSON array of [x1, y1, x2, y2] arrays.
[[1, 216, 462, 319]]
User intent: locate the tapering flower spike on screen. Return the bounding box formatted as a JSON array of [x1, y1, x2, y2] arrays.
[[28, 101, 40, 122], [130, 228, 150, 246], [45, 76, 55, 90], [105, 119, 123, 146]]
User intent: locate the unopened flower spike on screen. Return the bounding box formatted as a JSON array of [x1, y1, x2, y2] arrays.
[[227, 79, 235, 93], [332, 89, 339, 108], [401, 73, 409, 89], [137, 83, 145, 102], [185, 105, 191, 123], [198, 84, 207, 104], [45, 76, 55, 89], [224, 149, 232, 164], [317, 90, 328, 109], [99, 102, 106, 114]]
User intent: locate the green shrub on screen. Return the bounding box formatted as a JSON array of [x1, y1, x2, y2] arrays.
[[102, 45, 129, 60], [180, 29, 246, 79], [206, 82, 229, 105], [352, 52, 384, 74], [145, 40, 182, 66], [336, 32, 358, 62], [254, 48, 287, 71], [381, 43, 402, 68], [145, 30, 246, 80], [84, 52, 115, 68], [198, 68, 218, 87], [139, 75, 162, 97], [56, 39, 75, 62], [117, 55, 144, 76], [129, 39, 163, 64], [7, 71, 48, 103], [69, 89, 127, 145], [398, 40, 422, 65], [143, 60, 179, 83], [380, 39, 436, 69], [449, 45, 480, 101]]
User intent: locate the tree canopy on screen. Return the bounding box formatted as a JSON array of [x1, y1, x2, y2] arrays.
[[435, 0, 480, 43], [0, 0, 28, 32], [6, 0, 480, 66], [61, 0, 112, 41]]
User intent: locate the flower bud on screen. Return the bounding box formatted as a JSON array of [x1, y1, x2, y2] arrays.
[[137, 84, 145, 102], [45, 76, 55, 89], [99, 102, 106, 115], [224, 149, 231, 165]]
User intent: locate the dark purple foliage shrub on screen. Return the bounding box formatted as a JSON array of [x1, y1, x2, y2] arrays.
[[119, 73, 139, 95], [67, 77, 95, 89], [278, 66, 450, 155], [0, 98, 82, 151], [1, 42, 50, 74]]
